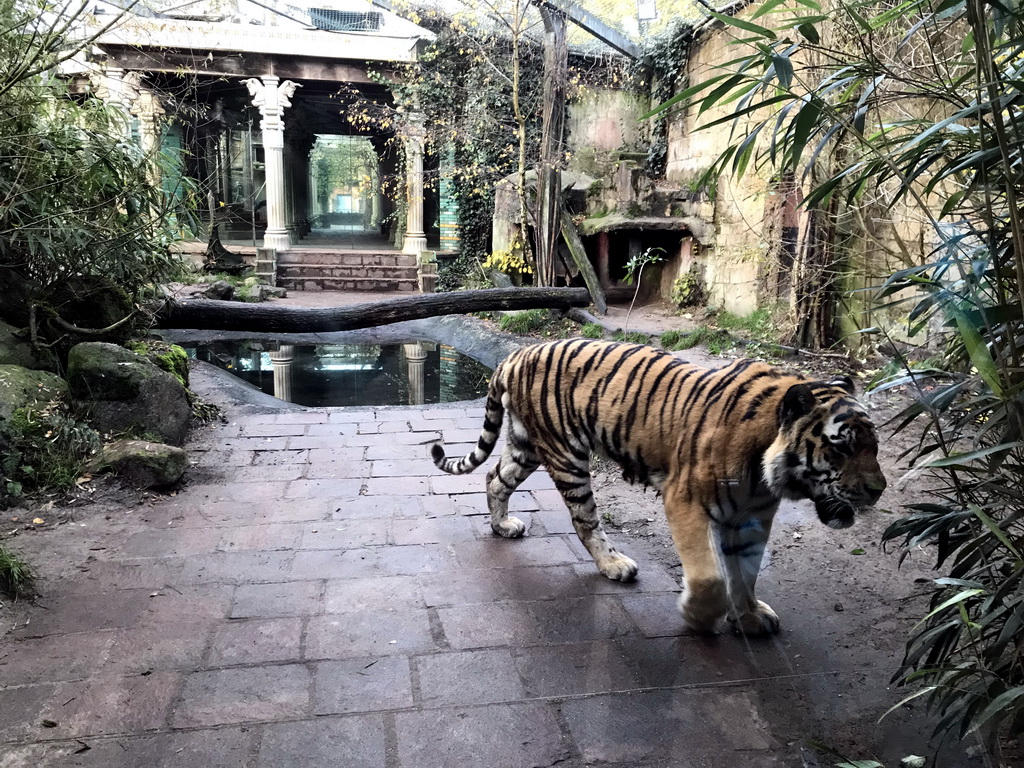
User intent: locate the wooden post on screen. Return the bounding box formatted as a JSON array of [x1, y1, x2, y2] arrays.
[[536, 5, 568, 288], [596, 231, 611, 289]]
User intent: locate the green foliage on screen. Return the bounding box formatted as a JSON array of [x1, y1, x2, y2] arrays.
[[611, 330, 651, 344], [310, 137, 378, 209], [715, 307, 775, 341], [670, 269, 705, 307], [0, 0, 193, 336], [580, 323, 604, 339], [498, 309, 548, 335], [639, 20, 696, 178], [2, 397, 101, 499], [0, 544, 34, 599], [358, 7, 546, 288]]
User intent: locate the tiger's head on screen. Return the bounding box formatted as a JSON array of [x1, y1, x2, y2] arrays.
[[763, 377, 886, 529]]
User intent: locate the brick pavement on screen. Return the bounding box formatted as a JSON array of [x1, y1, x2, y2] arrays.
[[0, 404, 798, 767]]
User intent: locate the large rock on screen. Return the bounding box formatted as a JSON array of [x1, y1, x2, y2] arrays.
[[90, 439, 187, 489], [67, 342, 191, 446], [0, 365, 67, 426], [0, 321, 57, 371]]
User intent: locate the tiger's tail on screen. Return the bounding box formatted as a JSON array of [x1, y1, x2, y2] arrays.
[[431, 368, 506, 475]]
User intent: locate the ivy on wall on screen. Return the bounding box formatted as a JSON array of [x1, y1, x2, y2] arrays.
[[397, 9, 547, 289], [639, 20, 695, 179]]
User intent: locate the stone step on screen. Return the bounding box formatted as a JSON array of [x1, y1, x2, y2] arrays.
[[276, 275, 419, 292], [277, 250, 416, 268], [277, 264, 418, 281]]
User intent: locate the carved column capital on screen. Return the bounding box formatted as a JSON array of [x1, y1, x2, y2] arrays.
[[244, 76, 302, 134]]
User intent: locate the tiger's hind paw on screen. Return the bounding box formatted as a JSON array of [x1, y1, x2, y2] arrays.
[[727, 601, 780, 637], [597, 552, 638, 582], [492, 516, 527, 539]]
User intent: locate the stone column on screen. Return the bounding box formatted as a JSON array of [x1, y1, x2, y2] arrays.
[[402, 112, 428, 255], [131, 89, 165, 187], [284, 141, 296, 244], [269, 344, 295, 403], [244, 76, 301, 253]]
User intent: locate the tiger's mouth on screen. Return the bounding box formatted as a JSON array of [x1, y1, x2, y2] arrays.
[[813, 497, 856, 529]]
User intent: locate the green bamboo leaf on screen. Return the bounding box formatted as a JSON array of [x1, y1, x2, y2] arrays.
[[704, 8, 777, 39], [749, 0, 791, 19], [924, 442, 1024, 468], [869, 0, 926, 28], [787, 96, 823, 165], [797, 22, 819, 43], [640, 73, 735, 119], [697, 74, 750, 117], [970, 506, 1024, 561], [913, 589, 985, 629], [972, 688, 1024, 731], [952, 310, 1003, 397], [770, 50, 795, 90], [696, 94, 794, 130]]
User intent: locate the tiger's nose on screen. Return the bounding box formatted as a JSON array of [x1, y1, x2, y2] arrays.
[[864, 475, 886, 505]]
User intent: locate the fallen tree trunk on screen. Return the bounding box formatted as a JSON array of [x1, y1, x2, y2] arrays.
[[156, 287, 593, 333]]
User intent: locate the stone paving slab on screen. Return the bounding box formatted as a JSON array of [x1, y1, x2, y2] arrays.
[[0, 403, 904, 767]]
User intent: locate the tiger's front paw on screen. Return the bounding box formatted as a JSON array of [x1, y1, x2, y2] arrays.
[[492, 515, 527, 539], [596, 552, 638, 582], [678, 578, 728, 633], [727, 600, 780, 637]]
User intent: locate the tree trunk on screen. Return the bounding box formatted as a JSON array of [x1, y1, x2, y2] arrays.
[[155, 287, 592, 333], [536, 6, 568, 288], [510, 0, 534, 270]]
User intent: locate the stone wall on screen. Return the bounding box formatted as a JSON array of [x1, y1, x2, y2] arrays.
[[664, 7, 941, 338], [664, 20, 785, 315]]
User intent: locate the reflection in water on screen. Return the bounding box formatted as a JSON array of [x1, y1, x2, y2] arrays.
[[185, 340, 491, 407], [268, 344, 295, 403], [403, 342, 429, 406]]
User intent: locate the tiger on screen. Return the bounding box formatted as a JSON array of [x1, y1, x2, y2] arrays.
[[431, 338, 886, 636]]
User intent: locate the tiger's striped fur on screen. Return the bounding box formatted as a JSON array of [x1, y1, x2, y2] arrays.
[[431, 339, 886, 636]]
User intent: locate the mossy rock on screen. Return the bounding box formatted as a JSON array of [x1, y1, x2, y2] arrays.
[[67, 342, 191, 445], [89, 439, 187, 489], [126, 341, 190, 388]]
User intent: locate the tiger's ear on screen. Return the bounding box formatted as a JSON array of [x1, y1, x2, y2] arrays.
[[779, 383, 815, 426], [827, 375, 856, 395]]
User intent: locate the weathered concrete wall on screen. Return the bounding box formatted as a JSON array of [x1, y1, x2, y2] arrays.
[[664, 19, 780, 315], [566, 88, 650, 178], [665, 5, 942, 339]]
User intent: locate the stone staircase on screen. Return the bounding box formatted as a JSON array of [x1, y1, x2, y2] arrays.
[[276, 249, 419, 292]]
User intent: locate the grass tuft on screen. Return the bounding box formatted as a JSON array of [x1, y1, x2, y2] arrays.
[[498, 309, 548, 335], [611, 330, 651, 344], [580, 322, 604, 339], [0, 544, 34, 599]]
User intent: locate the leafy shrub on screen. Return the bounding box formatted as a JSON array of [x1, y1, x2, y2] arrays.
[[2, 397, 101, 501], [670, 269, 705, 307], [580, 323, 604, 339]]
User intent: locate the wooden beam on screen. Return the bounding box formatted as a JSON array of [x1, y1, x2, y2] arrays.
[[534, 0, 641, 59], [559, 205, 607, 314]]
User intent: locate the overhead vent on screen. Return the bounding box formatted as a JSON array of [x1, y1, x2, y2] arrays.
[[308, 8, 382, 31]]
